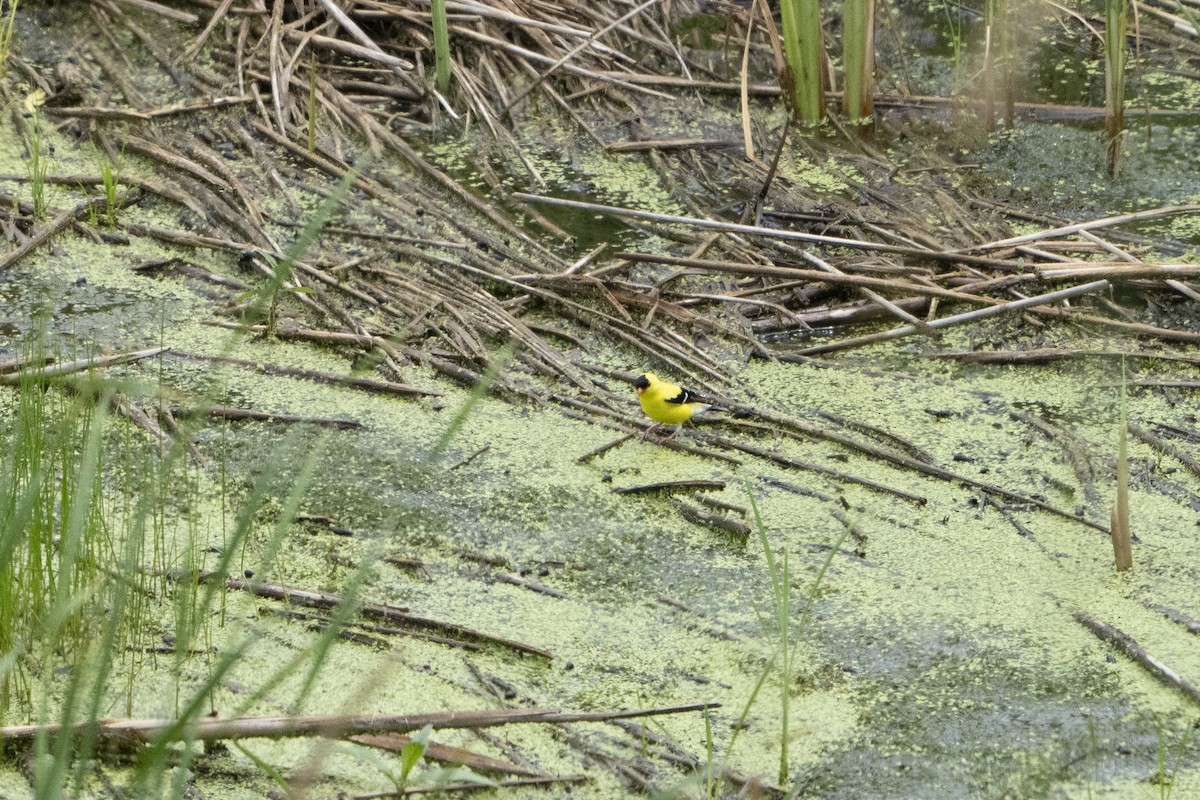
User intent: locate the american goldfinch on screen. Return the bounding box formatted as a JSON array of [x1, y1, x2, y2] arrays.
[[633, 372, 710, 436]]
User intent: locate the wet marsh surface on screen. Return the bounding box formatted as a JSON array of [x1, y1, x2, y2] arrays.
[[2, 1, 1200, 798]]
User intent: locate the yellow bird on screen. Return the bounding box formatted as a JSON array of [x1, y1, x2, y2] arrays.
[[633, 372, 710, 436]]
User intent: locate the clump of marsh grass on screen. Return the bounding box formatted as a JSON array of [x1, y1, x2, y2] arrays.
[[1, 160, 375, 799], [85, 146, 123, 228], [23, 91, 50, 219]]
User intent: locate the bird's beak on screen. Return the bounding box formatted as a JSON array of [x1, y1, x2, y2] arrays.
[[635, 386, 644, 396]]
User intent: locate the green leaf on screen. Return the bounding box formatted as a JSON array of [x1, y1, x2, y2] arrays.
[[399, 724, 432, 780]]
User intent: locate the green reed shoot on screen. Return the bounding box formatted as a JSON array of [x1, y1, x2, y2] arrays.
[[942, 0, 964, 91], [87, 148, 123, 228], [242, 162, 361, 336], [661, 488, 848, 795], [0, 0, 18, 74], [0, 367, 112, 707], [1104, 0, 1128, 176], [1156, 721, 1195, 800], [431, 0, 451, 93], [424, 344, 513, 464], [779, 0, 825, 123], [27, 103, 49, 219], [842, 0, 876, 123]]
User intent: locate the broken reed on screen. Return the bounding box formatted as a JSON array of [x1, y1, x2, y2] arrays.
[[778, 0, 825, 123], [841, 0, 875, 123], [1105, 0, 1128, 177], [308, 52, 318, 153], [1111, 368, 1132, 571]]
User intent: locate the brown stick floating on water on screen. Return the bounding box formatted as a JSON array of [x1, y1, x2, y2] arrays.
[[171, 404, 363, 429], [169, 351, 442, 397], [494, 573, 568, 600], [607, 138, 742, 152], [0, 196, 126, 274], [44, 97, 252, 121], [613, 480, 727, 495], [672, 499, 752, 538], [1032, 308, 1200, 343], [698, 432, 929, 506], [0, 346, 171, 385], [1144, 603, 1200, 636], [0, 703, 719, 745], [1128, 423, 1200, 481], [966, 205, 1200, 252], [615, 252, 969, 329], [793, 280, 1110, 356], [1074, 611, 1200, 708], [222, 577, 554, 659], [515, 193, 1016, 267], [1033, 263, 1200, 280], [577, 433, 636, 463], [353, 773, 588, 797], [351, 730, 554, 777], [109, 0, 198, 22]]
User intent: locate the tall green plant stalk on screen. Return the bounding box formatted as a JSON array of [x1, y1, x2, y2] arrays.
[[942, 1, 964, 91], [842, 0, 875, 123], [745, 489, 849, 788], [779, 0, 825, 123], [430, 0, 451, 93], [0, 0, 18, 75], [1104, 0, 1128, 177], [982, 0, 1014, 128], [0, 160, 370, 798]]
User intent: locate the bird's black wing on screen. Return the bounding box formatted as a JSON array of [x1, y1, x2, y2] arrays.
[[664, 387, 697, 405]]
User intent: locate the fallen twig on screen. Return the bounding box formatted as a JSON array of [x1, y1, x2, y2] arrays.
[[671, 499, 751, 538], [1074, 611, 1200, 708], [0, 703, 719, 745], [613, 480, 727, 495], [793, 280, 1110, 355], [169, 351, 441, 396], [222, 577, 554, 659], [0, 346, 171, 385]]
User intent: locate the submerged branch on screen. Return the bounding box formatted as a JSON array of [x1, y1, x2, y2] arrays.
[[0, 703, 720, 746]]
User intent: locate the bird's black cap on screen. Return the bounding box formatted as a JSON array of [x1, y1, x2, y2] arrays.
[[633, 374, 650, 390]]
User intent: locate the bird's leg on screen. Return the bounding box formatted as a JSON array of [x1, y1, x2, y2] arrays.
[[661, 424, 684, 441], [640, 423, 661, 440]]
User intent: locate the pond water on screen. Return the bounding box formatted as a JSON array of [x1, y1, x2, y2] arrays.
[[2, 1, 1200, 798]]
